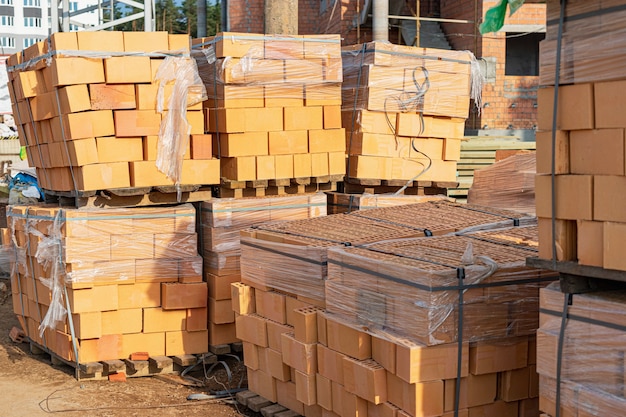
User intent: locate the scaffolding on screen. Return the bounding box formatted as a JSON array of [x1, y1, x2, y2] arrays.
[[50, 0, 155, 33]]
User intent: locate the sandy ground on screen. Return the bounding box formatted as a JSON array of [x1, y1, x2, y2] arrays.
[[0, 277, 258, 417]]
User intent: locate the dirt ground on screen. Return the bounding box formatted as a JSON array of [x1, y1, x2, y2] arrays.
[[0, 277, 259, 417]]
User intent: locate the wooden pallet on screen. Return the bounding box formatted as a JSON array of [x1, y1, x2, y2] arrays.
[[28, 340, 217, 381], [236, 390, 302, 417], [448, 136, 536, 201], [526, 257, 626, 294], [43, 185, 214, 208], [342, 177, 457, 195], [216, 176, 342, 198], [209, 342, 243, 355]]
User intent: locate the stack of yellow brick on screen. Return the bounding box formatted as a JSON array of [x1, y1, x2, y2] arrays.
[[7, 31, 219, 192], [199, 193, 327, 348], [232, 201, 555, 416], [535, 0, 626, 271], [341, 42, 474, 183], [192, 33, 345, 183], [7, 204, 208, 365]]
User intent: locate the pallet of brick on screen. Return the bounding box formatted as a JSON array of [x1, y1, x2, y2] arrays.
[[325, 226, 554, 346], [325, 192, 452, 215], [233, 238, 545, 417], [191, 33, 345, 197], [537, 282, 626, 416], [535, 82, 626, 270], [535, 0, 626, 272], [200, 193, 327, 350], [7, 31, 219, 196], [467, 152, 536, 215], [6, 203, 209, 379], [240, 200, 536, 306], [450, 136, 536, 202], [541, 0, 626, 85], [341, 41, 481, 185]]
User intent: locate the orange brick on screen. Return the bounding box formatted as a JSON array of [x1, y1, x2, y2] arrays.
[[209, 297, 235, 324], [186, 307, 208, 331], [89, 84, 136, 110], [161, 282, 208, 310], [108, 372, 127, 382], [114, 110, 161, 137]]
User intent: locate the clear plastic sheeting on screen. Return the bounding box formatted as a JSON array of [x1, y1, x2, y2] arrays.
[[541, 0, 626, 85], [324, 227, 557, 346], [155, 56, 207, 185], [537, 282, 626, 416], [200, 193, 327, 253], [238, 200, 540, 305], [467, 152, 536, 215], [6, 31, 216, 194], [7, 203, 200, 339], [341, 42, 481, 119], [192, 33, 342, 102]]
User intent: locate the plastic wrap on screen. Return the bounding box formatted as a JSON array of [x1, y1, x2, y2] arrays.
[[340, 42, 482, 182], [324, 227, 557, 346], [537, 282, 626, 416], [238, 201, 538, 304], [467, 152, 536, 215], [7, 31, 216, 193], [200, 193, 327, 253], [540, 0, 626, 85], [350, 200, 536, 234], [192, 33, 342, 100], [191, 32, 345, 182], [341, 42, 481, 118], [7, 203, 207, 362], [154, 55, 207, 185], [326, 192, 453, 214]]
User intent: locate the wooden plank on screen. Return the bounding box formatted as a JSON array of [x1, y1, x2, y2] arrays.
[[248, 396, 274, 412], [526, 257, 626, 284], [124, 359, 149, 373], [172, 354, 197, 367], [235, 390, 259, 407], [149, 356, 173, 369], [199, 353, 218, 364], [102, 359, 126, 373], [209, 344, 231, 355]]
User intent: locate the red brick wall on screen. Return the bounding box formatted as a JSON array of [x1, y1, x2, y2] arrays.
[[440, 0, 481, 55], [479, 1, 546, 130], [226, 0, 264, 33]]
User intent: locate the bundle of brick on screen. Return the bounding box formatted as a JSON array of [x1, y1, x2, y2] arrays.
[[233, 209, 556, 416], [541, 0, 626, 86], [537, 283, 626, 416], [192, 33, 345, 187], [341, 42, 480, 183], [199, 193, 327, 349], [535, 0, 626, 270], [7, 204, 208, 368], [467, 152, 536, 215], [7, 31, 219, 193], [240, 200, 535, 306]]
